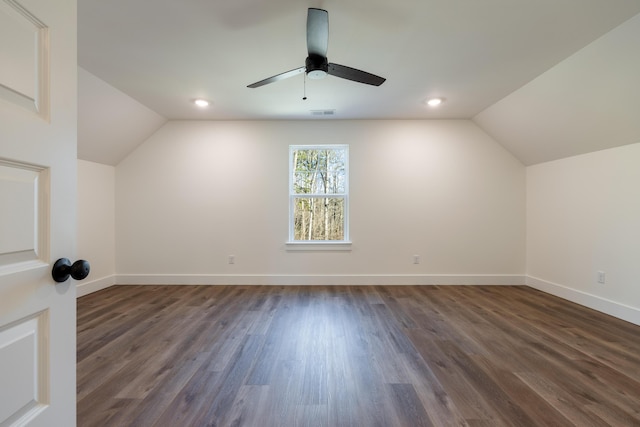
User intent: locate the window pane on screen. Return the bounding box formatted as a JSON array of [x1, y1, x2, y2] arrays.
[[293, 197, 344, 240], [292, 148, 346, 194]]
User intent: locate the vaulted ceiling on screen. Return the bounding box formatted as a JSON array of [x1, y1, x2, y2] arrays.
[[77, 0, 640, 166]]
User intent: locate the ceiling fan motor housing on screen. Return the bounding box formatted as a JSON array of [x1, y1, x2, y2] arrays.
[[306, 54, 329, 79]]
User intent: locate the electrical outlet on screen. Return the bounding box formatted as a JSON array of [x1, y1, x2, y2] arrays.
[[597, 271, 605, 284], [413, 255, 420, 264], [228, 255, 235, 265]]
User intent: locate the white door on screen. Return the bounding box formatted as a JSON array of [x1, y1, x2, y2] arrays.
[[0, 0, 78, 425]]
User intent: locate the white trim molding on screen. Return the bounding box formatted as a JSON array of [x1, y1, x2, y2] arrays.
[[76, 275, 117, 297], [115, 274, 526, 286], [526, 276, 640, 326], [285, 241, 352, 251], [76, 274, 639, 327]]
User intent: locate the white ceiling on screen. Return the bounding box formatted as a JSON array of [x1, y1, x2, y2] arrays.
[[77, 0, 640, 165]]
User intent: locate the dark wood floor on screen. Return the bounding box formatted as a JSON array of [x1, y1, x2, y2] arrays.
[[77, 285, 640, 426]]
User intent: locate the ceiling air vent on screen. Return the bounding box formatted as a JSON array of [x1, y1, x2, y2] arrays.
[[310, 109, 335, 116]]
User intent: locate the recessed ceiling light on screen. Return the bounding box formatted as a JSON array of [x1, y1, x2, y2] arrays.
[[194, 99, 210, 107], [426, 98, 443, 107]]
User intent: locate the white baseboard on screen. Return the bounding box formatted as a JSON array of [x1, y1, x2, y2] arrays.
[[526, 276, 640, 326], [77, 275, 116, 297], [115, 274, 526, 286], [78, 273, 639, 326]]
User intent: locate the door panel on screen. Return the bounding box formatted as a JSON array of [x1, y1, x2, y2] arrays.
[[0, 0, 77, 426], [0, 311, 49, 425], [0, 0, 49, 117], [0, 160, 48, 271]]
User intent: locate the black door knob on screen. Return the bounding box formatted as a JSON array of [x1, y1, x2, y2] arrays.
[[52, 258, 91, 283]]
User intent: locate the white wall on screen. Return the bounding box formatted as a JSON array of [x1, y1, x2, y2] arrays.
[[77, 159, 116, 296], [526, 142, 640, 324], [115, 120, 526, 285]]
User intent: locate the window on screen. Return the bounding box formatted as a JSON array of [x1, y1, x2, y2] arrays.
[[289, 145, 349, 244]]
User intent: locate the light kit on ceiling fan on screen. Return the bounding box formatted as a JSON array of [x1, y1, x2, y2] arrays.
[[247, 8, 386, 89], [307, 70, 327, 80]]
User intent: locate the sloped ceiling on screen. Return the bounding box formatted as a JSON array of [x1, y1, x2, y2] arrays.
[[474, 13, 640, 166], [78, 68, 166, 165], [76, 1, 640, 166]]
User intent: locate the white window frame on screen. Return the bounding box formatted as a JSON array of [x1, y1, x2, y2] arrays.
[[287, 144, 351, 250]]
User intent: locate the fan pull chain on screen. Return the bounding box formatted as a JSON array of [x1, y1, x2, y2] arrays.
[[302, 72, 307, 100]]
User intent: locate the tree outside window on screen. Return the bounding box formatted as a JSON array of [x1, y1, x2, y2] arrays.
[[289, 145, 349, 242]]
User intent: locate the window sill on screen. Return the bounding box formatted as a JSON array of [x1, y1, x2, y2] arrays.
[[285, 241, 352, 252]]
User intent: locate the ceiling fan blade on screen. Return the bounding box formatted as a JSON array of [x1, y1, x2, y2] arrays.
[[247, 67, 306, 88], [307, 8, 328, 57], [328, 63, 386, 86]]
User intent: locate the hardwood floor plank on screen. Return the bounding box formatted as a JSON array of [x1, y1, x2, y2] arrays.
[[151, 369, 222, 427], [585, 402, 640, 427], [224, 385, 271, 427], [515, 372, 613, 427], [468, 354, 573, 426], [78, 285, 640, 426], [121, 352, 213, 427], [190, 333, 265, 426], [398, 350, 469, 427], [387, 383, 434, 427]]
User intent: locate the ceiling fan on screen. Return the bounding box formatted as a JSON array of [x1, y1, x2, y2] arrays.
[[247, 8, 386, 88]]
